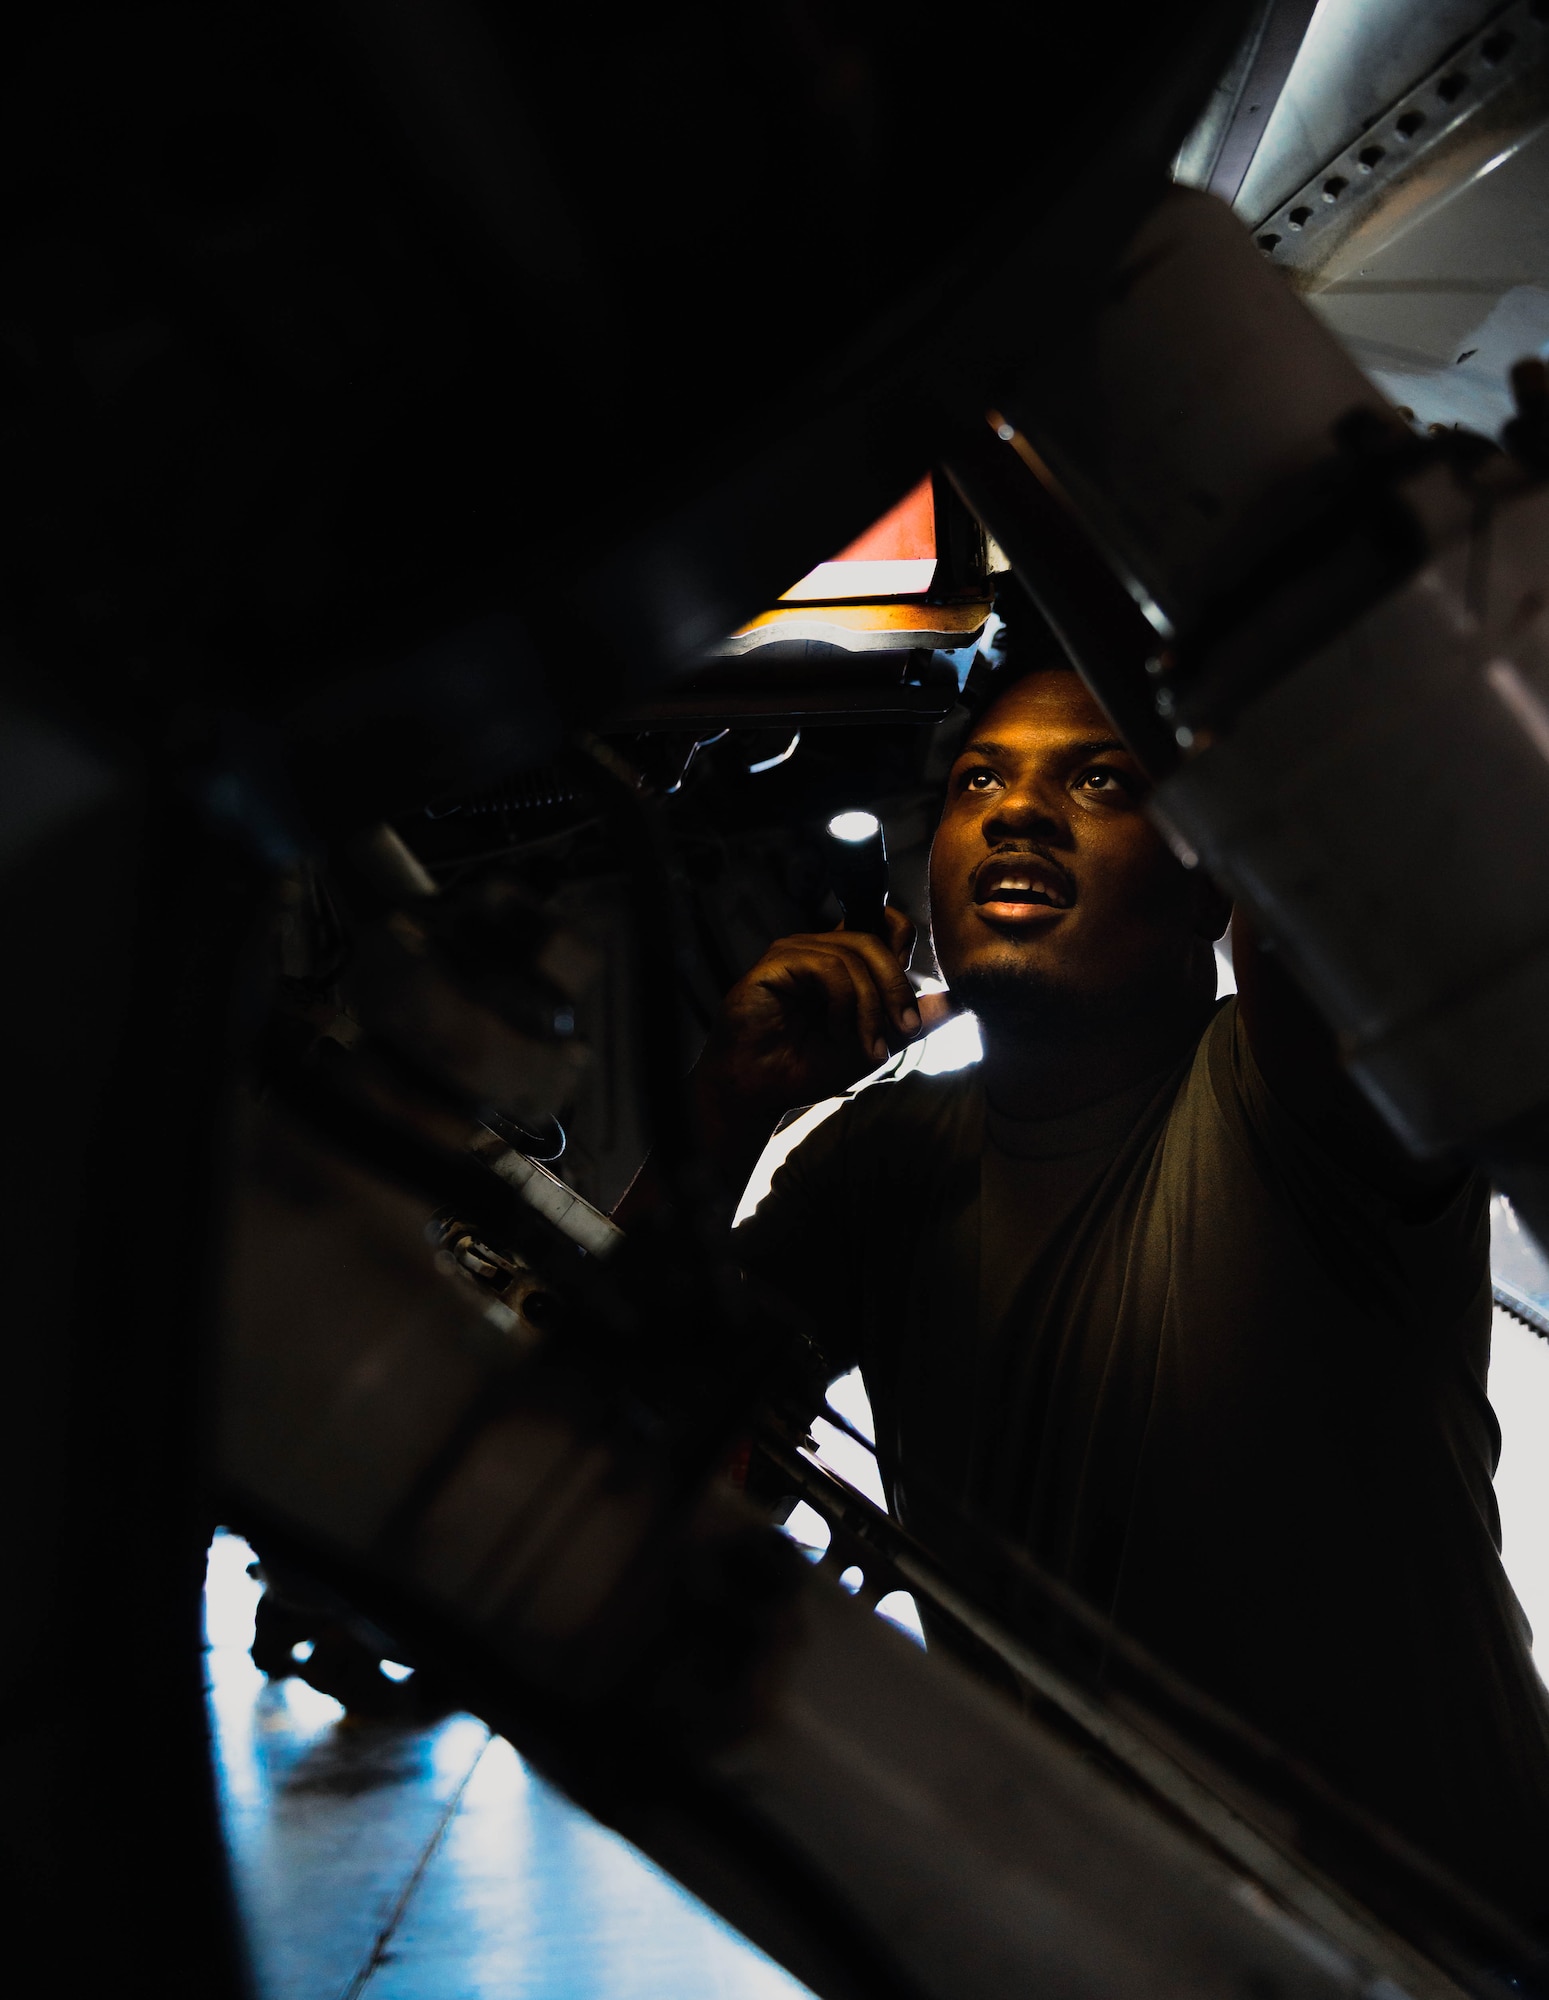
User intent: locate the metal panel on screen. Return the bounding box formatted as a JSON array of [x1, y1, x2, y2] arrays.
[[1307, 115, 1549, 434], [1234, 0, 1500, 222], [1173, 0, 1321, 206], [1249, 1, 1549, 284]]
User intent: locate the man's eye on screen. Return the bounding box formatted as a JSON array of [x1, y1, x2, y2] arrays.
[[1079, 767, 1126, 796], [963, 767, 1000, 792]]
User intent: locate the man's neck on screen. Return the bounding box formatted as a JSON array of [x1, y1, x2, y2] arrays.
[[978, 1001, 1212, 1123]]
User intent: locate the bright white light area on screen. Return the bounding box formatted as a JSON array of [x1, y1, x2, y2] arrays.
[[912, 1010, 982, 1074], [826, 1366, 875, 1445], [203, 1529, 347, 1762], [1492, 1308, 1549, 1674], [876, 1591, 926, 1646], [1490, 1198, 1549, 1673], [380, 1660, 415, 1683], [781, 558, 936, 602], [1133, 587, 1173, 642], [1215, 943, 1236, 997], [814, 1370, 885, 1508], [783, 1502, 831, 1556], [204, 1528, 264, 1652], [827, 809, 880, 843], [811, 1410, 886, 1508], [888, 978, 982, 1077]]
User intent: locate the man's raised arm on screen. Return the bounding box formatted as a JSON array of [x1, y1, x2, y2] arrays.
[[1230, 909, 1462, 1206]]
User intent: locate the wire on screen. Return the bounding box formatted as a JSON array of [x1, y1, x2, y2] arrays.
[[748, 730, 800, 774]]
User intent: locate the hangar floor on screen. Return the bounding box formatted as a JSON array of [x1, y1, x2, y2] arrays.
[[204, 1532, 811, 2000]]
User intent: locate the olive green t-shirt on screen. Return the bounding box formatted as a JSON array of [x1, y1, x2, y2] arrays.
[[734, 998, 1549, 1921]]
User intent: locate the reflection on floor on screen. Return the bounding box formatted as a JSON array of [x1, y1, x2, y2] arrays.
[[205, 1532, 811, 2000]]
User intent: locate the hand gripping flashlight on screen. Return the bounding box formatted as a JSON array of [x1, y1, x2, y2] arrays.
[[825, 810, 889, 938]]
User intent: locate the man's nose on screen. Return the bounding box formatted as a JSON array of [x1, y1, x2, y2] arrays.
[[984, 775, 1070, 843]]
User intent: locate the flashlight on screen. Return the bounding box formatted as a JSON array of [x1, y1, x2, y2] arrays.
[[825, 809, 889, 937]]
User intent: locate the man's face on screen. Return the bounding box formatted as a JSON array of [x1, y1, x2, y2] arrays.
[[929, 671, 1218, 1029]]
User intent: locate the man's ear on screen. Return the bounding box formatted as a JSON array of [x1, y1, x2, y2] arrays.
[[1189, 872, 1232, 943]]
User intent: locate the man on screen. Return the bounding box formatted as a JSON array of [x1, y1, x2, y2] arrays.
[[627, 658, 1549, 1923]]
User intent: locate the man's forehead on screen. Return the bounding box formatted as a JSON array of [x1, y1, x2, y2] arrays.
[[965, 671, 1128, 755]]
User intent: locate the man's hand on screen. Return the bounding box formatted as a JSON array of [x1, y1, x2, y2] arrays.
[[614, 909, 955, 1223], [689, 907, 953, 1194]]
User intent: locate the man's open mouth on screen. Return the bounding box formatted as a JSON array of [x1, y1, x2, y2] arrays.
[[972, 853, 1074, 922]]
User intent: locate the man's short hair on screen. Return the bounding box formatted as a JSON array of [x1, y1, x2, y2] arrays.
[[957, 578, 1082, 732]]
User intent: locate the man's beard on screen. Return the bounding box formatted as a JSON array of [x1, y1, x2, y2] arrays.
[[948, 959, 1163, 1046], [948, 962, 1109, 1043]]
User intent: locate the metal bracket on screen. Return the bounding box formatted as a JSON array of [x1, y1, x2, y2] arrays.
[[1251, 0, 1549, 284]]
